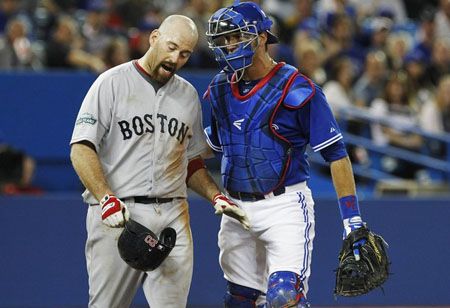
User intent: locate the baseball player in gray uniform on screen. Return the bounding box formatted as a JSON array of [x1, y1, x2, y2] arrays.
[[70, 15, 249, 308]]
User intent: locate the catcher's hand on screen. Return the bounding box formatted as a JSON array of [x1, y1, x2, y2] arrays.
[[335, 226, 390, 297], [100, 194, 130, 227], [213, 193, 251, 230]]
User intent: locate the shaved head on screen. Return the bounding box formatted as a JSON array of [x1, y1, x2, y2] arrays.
[[159, 15, 198, 44], [139, 15, 199, 84]]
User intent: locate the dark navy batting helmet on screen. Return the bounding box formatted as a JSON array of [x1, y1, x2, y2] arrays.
[[117, 219, 176, 271], [206, 1, 278, 77]]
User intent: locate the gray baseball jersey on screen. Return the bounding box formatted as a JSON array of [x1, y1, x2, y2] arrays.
[[71, 60, 208, 307], [71, 61, 208, 204]]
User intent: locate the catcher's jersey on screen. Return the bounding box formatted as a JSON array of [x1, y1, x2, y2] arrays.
[[70, 61, 208, 204], [205, 63, 347, 188]]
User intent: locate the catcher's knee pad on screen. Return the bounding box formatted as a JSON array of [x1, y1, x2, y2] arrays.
[[266, 271, 309, 308], [224, 281, 262, 308]]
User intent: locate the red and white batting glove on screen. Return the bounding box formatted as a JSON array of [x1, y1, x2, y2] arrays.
[[213, 193, 251, 230], [100, 194, 130, 228]]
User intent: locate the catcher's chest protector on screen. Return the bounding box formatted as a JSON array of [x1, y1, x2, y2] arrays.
[[209, 63, 300, 194]]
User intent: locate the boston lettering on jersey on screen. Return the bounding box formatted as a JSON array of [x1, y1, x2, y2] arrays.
[[118, 113, 190, 144]]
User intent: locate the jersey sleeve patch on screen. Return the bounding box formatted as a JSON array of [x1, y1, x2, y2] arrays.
[[283, 75, 315, 109]]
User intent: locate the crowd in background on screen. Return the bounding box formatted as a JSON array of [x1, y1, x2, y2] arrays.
[[0, 0, 449, 193]]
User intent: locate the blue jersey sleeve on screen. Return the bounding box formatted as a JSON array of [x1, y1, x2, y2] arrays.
[[319, 138, 347, 162], [306, 85, 344, 152]]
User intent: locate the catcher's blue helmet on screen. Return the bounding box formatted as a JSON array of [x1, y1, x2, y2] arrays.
[[206, 1, 278, 78]]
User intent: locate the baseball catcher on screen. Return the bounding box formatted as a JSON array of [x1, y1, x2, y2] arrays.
[[117, 219, 176, 272], [335, 225, 390, 297]]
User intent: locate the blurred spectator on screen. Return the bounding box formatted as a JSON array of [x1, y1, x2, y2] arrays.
[[403, 0, 438, 20], [205, 0, 225, 16], [414, 6, 437, 61], [322, 13, 352, 62], [183, 0, 216, 68], [434, 0, 450, 44], [323, 56, 355, 114], [293, 38, 326, 85], [0, 0, 30, 33], [267, 14, 296, 66], [0, 17, 37, 69], [353, 50, 388, 107], [420, 75, 450, 157], [363, 16, 393, 52], [276, 0, 316, 45], [0, 144, 41, 195], [322, 13, 366, 74], [45, 15, 106, 73], [386, 30, 413, 70], [370, 71, 424, 179], [348, 0, 408, 24], [103, 35, 129, 69], [32, 0, 82, 42], [116, 0, 159, 29], [81, 0, 115, 57], [426, 39, 450, 87], [262, 0, 296, 22], [128, 20, 157, 59], [323, 56, 369, 166], [151, 0, 184, 15], [316, 0, 357, 27], [403, 48, 432, 108], [294, 16, 321, 44]]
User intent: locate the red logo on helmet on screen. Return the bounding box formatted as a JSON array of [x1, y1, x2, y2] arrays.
[[144, 235, 158, 248]]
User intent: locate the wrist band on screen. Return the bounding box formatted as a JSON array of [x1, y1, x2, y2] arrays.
[[186, 157, 206, 182], [338, 195, 360, 220]]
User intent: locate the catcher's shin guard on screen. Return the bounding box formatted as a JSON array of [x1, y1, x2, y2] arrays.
[[224, 281, 262, 308], [266, 271, 310, 308]]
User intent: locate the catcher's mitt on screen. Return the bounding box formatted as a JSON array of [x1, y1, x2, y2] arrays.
[[334, 226, 389, 297]]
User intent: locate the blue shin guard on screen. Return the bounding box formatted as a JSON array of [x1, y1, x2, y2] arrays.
[[224, 281, 263, 308], [266, 271, 310, 308]]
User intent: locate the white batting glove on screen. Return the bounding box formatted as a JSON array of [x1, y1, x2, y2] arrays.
[[213, 193, 251, 230], [100, 194, 130, 228]]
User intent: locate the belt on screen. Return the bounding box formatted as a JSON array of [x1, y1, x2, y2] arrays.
[[133, 196, 174, 204], [227, 186, 286, 202]]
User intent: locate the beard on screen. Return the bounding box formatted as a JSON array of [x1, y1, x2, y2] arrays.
[[151, 61, 176, 84]]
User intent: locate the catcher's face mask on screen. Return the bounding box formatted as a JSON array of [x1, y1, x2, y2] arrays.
[[206, 1, 278, 82], [117, 219, 176, 271]]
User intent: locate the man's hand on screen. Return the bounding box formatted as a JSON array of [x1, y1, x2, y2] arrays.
[[213, 193, 250, 230], [100, 194, 130, 227]]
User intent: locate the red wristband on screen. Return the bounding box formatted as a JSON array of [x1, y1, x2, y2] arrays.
[[186, 157, 206, 182], [212, 193, 221, 202]]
